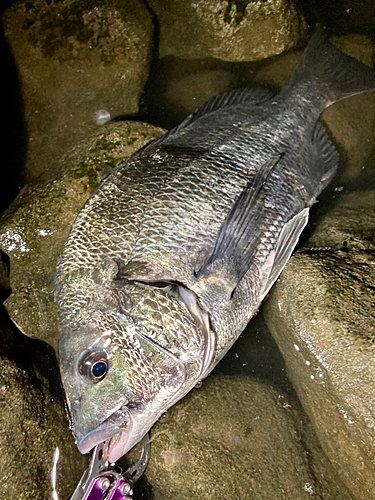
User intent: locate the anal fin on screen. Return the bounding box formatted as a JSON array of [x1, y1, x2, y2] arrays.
[[262, 207, 309, 299]]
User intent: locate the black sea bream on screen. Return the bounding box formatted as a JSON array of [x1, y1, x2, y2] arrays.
[[54, 29, 375, 463]]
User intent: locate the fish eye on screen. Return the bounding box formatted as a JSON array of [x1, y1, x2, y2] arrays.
[[78, 349, 109, 384]]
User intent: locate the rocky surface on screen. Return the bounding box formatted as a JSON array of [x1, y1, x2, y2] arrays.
[[165, 68, 239, 117], [1, 0, 154, 182], [136, 373, 352, 500], [0, 314, 87, 500], [264, 191, 375, 500], [0, 121, 165, 351], [141, 56, 250, 128], [148, 0, 307, 62]]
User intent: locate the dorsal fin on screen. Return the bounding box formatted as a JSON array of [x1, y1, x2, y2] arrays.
[[137, 87, 274, 156], [186, 87, 274, 124]]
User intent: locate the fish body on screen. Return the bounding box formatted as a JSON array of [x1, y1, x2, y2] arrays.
[[55, 29, 375, 463]]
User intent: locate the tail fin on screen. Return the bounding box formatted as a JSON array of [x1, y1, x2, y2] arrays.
[[289, 26, 375, 109]]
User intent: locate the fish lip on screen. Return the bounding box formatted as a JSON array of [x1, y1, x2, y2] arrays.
[[106, 429, 131, 464], [75, 405, 133, 457]]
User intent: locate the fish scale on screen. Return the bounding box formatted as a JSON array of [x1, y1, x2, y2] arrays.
[[55, 29, 375, 463]]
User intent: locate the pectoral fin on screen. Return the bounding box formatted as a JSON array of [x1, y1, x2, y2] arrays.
[[196, 154, 282, 288], [262, 207, 309, 299]]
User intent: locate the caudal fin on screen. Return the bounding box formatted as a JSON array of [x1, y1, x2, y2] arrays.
[[290, 26, 375, 109]]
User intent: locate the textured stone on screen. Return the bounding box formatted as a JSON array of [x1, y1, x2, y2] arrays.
[[137, 374, 351, 500], [264, 191, 375, 500], [0, 121, 165, 350], [2, 0, 154, 182], [0, 317, 87, 500], [148, 0, 307, 62]]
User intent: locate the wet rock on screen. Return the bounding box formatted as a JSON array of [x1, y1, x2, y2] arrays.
[[148, 0, 307, 62], [254, 34, 375, 181], [140, 56, 250, 128], [264, 191, 375, 500], [0, 316, 87, 500], [165, 68, 238, 117], [137, 374, 351, 500], [0, 121, 165, 350], [1, 0, 154, 182]]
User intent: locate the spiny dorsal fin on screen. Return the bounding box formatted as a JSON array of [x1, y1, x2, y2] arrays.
[[196, 154, 282, 288], [187, 87, 274, 124], [137, 87, 274, 156]]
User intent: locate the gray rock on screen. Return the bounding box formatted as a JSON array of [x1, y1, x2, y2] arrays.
[[264, 191, 375, 500], [254, 34, 375, 182], [137, 374, 351, 500], [0, 319, 87, 500], [148, 0, 307, 62], [0, 121, 166, 351], [2, 0, 154, 182]]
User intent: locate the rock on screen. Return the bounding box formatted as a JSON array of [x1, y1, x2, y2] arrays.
[[166, 68, 238, 116], [141, 57, 249, 128], [263, 191, 375, 500], [0, 121, 166, 351], [254, 34, 375, 182], [136, 374, 351, 500], [254, 50, 301, 90], [0, 314, 87, 500], [2, 0, 154, 182], [148, 0, 307, 62]]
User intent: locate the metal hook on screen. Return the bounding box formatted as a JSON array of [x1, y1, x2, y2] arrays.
[[69, 433, 151, 500], [122, 433, 151, 487]]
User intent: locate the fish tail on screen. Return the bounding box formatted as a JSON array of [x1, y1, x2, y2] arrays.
[[290, 25, 375, 110]]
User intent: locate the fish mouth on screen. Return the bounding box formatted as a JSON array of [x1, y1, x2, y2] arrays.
[[75, 405, 134, 463]]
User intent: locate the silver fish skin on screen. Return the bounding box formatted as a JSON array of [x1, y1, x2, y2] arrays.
[[54, 29, 375, 463]]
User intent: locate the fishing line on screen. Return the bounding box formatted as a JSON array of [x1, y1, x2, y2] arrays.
[[51, 446, 59, 500]]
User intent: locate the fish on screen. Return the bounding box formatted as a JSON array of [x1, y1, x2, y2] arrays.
[[54, 28, 375, 464]]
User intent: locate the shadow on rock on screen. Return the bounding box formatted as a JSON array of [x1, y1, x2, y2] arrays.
[[0, 22, 26, 215]]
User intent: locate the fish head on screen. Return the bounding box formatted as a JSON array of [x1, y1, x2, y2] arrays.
[[56, 260, 205, 463]]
